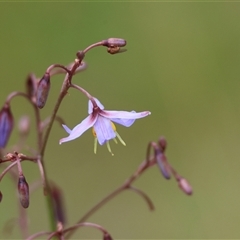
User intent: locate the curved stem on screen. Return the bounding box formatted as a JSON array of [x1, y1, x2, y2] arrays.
[[63, 222, 108, 236], [83, 41, 104, 54], [46, 64, 71, 75], [70, 83, 93, 100], [128, 186, 155, 211], [26, 231, 52, 240], [65, 157, 156, 239]]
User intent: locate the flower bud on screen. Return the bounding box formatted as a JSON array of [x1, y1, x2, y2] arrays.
[[36, 73, 51, 109], [18, 175, 29, 208], [0, 104, 14, 148], [102, 38, 127, 47], [178, 178, 193, 195], [155, 151, 171, 180], [51, 185, 66, 225], [103, 233, 113, 240], [18, 115, 30, 136], [26, 73, 37, 98], [0, 190, 3, 202]]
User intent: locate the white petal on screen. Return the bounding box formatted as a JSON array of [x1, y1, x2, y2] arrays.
[[94, 116, 116, 145], [59, 114, 97, 144], [88, 98, 105, 114], [62, 124, 72, 134], [100, 110, 151, 120]]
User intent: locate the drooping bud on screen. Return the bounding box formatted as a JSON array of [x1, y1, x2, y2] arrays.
[[103, 233, 113, 240], [26, 73, 37, 99], [102, 38, 127, 48], [18, 115, 30, 136], [178, 178, 193, 195], [155, 150, 171, 180], [0, 190, 3, 202], [36, 73, 51, 109], [0, 104, 14, 148], [18, 175, 29, 208], [51, 184, 66, 225]]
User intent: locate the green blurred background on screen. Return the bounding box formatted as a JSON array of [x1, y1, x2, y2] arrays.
[[1, 2, 240, 239]]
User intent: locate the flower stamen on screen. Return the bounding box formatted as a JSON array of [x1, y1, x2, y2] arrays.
[[106, 141, 114, 156]]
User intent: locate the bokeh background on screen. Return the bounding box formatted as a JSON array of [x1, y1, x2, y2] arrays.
[[1, 1, 240, 239]]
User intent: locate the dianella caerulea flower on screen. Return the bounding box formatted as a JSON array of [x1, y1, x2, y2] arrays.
[[59, 98, 151, 155]]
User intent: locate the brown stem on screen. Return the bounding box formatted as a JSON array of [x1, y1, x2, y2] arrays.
[[65, 157, 156, 239], [26, 231, 52, 240], [128, 186, 155, 211]]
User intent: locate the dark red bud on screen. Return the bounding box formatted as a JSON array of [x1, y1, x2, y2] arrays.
[[36, 73, 51, 109], [102, 38, 126, 47], [26, 73, 37, 98], [0, 105, 14, 148], [178, 178, 193, 196], [0, 190, 3, 202], [51, 185, 66, 225], [18, 175, 29, 208], [155, 150, 171, 180], [103, 233, 113, 240]]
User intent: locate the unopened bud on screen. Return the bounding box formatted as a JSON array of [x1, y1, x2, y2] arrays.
[[178, 178, 193, 195], [26, 73, 37, 98], [0, 190, 2, 202], [51, 185, 66, 225], [158, 136, 167, 152], [155, 151, 171, 180], [0, 104, 14, 148], [102, 38, 126, 48], [18, 116, 30, 136], [103, 233, 113, 240], [36, 73, 51, 109], [18, 175, 29, 208]]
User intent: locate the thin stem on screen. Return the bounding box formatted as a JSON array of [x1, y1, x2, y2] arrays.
[[63, 222, 108, 236], [40, 60, 81, 234], [5, 91, 30, 104], [26, 231, 52, 240], [128, 186, 155, 211], [46, 64, 71, 75], [5, 91, 43, 151], [41, 60, 80, 156], [0, 159, 35, 182], [83, 41, 104, 54], [70, 83, 93, 100], [65, 157, 156, 239]]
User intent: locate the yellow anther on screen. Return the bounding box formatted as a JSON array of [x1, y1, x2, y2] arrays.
[[111, 122, 116, 131], [92, 127, 97, 137]]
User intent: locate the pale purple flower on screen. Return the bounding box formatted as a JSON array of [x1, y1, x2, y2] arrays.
[[59, 98, 151, 154]]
